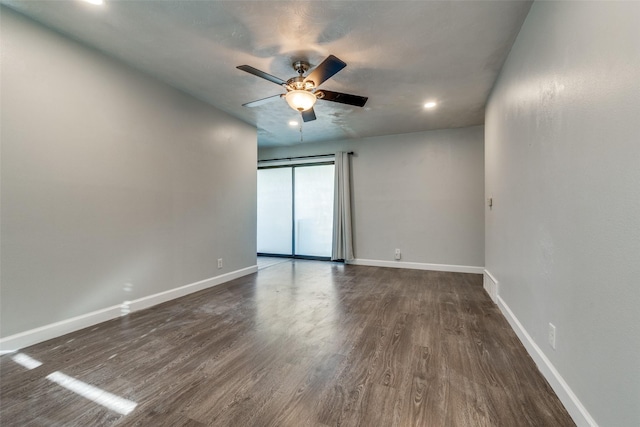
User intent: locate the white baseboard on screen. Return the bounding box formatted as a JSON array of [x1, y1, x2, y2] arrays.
[[496, 294, 598, 427], [483, 269, 498, 303], [0, 265, 258, 354], [347, 258, 484, 274]]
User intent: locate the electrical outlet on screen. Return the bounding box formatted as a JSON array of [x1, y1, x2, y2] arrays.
[[217, 258, 223, 269], [394, 248, 401, 260], [548, 323, 556, 350]]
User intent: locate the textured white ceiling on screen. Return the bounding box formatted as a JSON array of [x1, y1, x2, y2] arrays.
[[2, 0, 532, 147]]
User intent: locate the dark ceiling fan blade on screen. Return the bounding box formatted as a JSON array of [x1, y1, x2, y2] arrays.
[[242, 94, 282, 108], [318, 90, 368, 107], [237, 65, 287, 86], [304, 55, 346, 87], [301, 108, 317, 122]]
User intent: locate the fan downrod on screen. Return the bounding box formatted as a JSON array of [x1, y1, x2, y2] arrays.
[[292, 60, 310, 75], [287, 60, 315, 91]]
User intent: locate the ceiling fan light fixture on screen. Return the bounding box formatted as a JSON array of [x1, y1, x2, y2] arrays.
[[285, 90, 316, 112], [238, 54, 365, 122]]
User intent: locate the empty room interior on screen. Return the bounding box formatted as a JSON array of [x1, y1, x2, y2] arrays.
[[1, 1, 638, 426]]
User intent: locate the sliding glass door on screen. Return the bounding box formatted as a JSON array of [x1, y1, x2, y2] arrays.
[[294, 165, 334, 257], [257, 163, 334, 259], [256, 168, 293, 255]]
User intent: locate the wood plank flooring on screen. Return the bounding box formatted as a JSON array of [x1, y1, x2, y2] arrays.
[[0, 260, 575, 426]]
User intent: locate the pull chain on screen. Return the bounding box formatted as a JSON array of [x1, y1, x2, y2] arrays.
[[299, 123, 303, 143]]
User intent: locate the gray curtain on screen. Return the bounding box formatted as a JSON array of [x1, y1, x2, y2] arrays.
[[332, 151, 354, 261]]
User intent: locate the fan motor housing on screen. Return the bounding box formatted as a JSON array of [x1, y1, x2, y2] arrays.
[[286, 75, 315, 92]]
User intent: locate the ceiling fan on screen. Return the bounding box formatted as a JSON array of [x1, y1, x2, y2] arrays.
[[237, 55, 368, 122]]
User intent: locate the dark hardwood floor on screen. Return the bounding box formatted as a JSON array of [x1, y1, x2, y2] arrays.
[[0, 260, 575, 426]]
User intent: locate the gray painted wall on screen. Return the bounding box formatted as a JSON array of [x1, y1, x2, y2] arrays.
[[0, 9, 257, 337], [259, 126, 485, 268], [485, 2, 640, 426]]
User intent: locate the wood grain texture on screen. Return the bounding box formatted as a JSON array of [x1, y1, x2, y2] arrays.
[[0, 259, 575, 426]]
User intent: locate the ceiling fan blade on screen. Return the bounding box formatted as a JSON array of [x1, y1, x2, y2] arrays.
[[237, 65, 287, 86], [242, 94, 282, 108], [318, 90, 368, 107], [301, 108, 317, 122], [304, 55, 346, 87]]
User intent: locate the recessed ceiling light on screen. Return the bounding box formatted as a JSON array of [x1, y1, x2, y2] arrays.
[[424, 101, 437, 109], [289, 121, 298, 126], [83, 0, 104, 5]]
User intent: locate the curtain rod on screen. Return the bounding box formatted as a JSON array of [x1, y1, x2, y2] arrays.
[[258, 151, 354, 163]]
